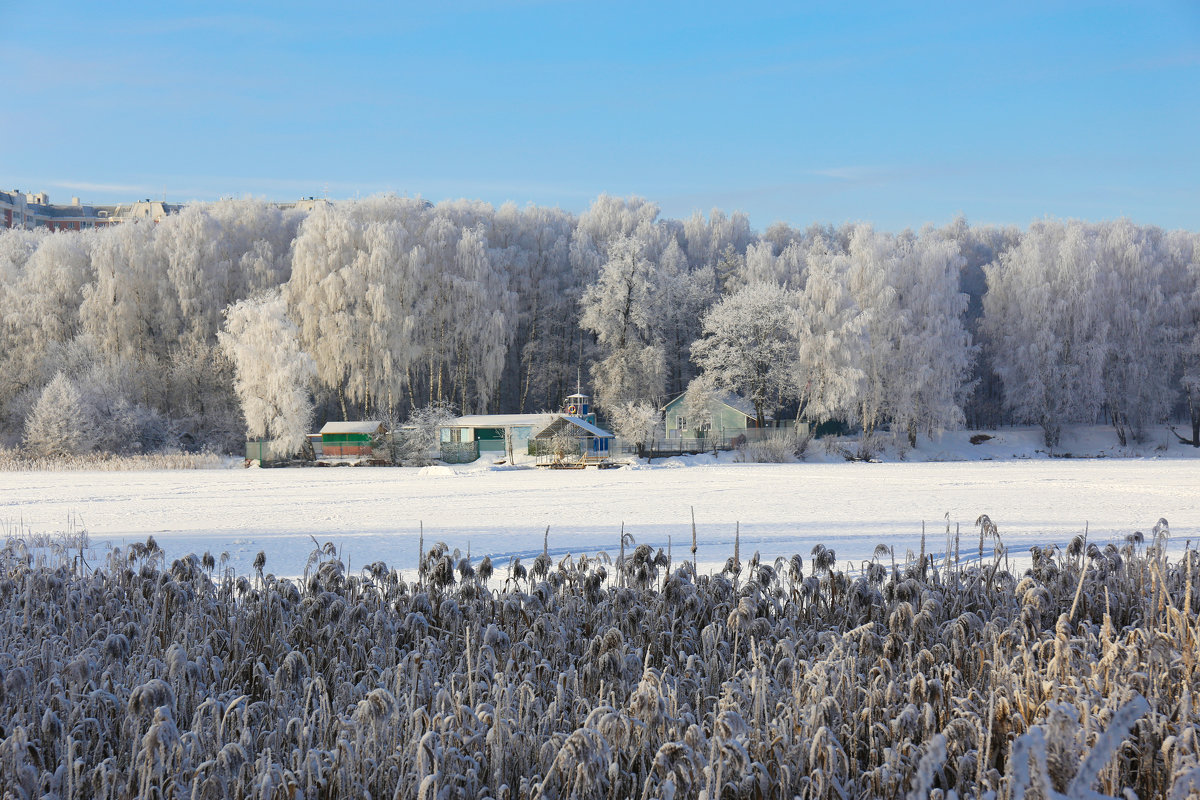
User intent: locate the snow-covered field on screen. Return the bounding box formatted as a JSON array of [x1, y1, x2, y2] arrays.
[[4, 426, 1197, 579]]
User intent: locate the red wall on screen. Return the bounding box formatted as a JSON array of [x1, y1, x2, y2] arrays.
[[322, 444, 373, 457]]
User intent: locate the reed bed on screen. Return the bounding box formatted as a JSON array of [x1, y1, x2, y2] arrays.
[[0, 519, 1197, 799], [0, 448, 228, 472]]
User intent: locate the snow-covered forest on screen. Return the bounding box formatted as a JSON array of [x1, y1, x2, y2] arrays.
[[2, 524, 1197, 798], [1, 195, 1198, 456]]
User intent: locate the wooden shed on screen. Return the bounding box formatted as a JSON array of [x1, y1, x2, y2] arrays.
[[319, 421, 388, 459]]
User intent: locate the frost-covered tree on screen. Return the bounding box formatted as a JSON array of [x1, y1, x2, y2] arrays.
[[0, 232, 92, 412], [983, 221, 1109, 448], [929, 216, 1022, 429], [572, 195, 666, 279], [81, 221, 167, 361], [608, 400, 662, 459], [681, 373, 719, 435], [570, 197, 673, 401], [218, 289, 316, 459], [158, 198, 300, 348], [1181, 344, 1200, 447], [579, 235, 665, 409], [17, 232, 91, 353], [980, 219, 1197, 445], [23, 372, 92, 458], [729, 239, 807, 291], [286, 197, 422, 418], [734, 240, 780, 289], [786, 225, 973, 446], [76, 363, 176, 454], [1172, 231, 1200, 446], [447, 226, 515, 412], [691, 281, 799, 428], [682, 208, 754, 289], [493, 204, 576, 412], [875, 230, 974, 445], [793, 244, 864, 426], [397, 400, 457, 466], [841, 227, 898, 441], [5, 194, 1200, 456], [163, 338, 241, 451], [1095, 221, 1186, 445], [411, 207, 515, 414], [655, 239, 716, 396]]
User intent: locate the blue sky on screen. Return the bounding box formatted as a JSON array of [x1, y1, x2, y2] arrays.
[[2, 1, 1197, 231]]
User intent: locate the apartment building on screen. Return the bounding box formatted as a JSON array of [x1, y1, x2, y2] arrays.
[[0, 189, 183, 231]]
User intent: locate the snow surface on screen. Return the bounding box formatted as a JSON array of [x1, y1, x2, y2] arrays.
[[3, 427, 1197, 580]]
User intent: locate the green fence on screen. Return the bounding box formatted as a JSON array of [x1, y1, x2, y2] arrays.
[[244, 439, 279, 465]]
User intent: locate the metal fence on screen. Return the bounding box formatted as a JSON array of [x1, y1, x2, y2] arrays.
[[440, 441, 480, 464], [614, 427, 808, 459]]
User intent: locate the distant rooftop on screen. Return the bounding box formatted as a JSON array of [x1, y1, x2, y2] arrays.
[[0, 189, 326, 232]]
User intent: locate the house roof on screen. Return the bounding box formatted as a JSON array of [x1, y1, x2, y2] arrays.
[[533, 415, 614, 439], [320, 421, 387, 435], [663, 389, 767, 419], [446, 413, 558, 429], [716, 391, 761, 418]]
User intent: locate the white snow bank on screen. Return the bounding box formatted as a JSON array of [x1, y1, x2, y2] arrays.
[[416, 465, 457, 478]]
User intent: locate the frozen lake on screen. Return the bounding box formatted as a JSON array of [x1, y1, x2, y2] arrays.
[[2, 458, 1196, 579]]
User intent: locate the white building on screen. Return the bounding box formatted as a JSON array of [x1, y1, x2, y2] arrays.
[[440, 413, 559, 462]]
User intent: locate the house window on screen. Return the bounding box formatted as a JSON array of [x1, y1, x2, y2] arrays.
[[678, 416, 687, 431]]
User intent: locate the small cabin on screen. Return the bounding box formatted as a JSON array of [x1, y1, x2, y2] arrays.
[[440, 413, 558, 463], [319, 421, 388, 459]]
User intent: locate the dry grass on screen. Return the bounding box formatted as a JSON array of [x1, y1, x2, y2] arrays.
[[0, 520, 1196, 799], [0, 447, 228, 472], [734, 430, 811, 463]]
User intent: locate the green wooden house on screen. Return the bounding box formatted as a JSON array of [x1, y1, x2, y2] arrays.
[[661, 390, 767, 440]]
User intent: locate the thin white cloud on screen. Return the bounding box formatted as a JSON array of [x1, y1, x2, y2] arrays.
[[46, 180, 153, 194]]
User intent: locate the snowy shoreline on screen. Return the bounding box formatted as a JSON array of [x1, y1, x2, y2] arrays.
[[3, 428, 1197, 582]]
